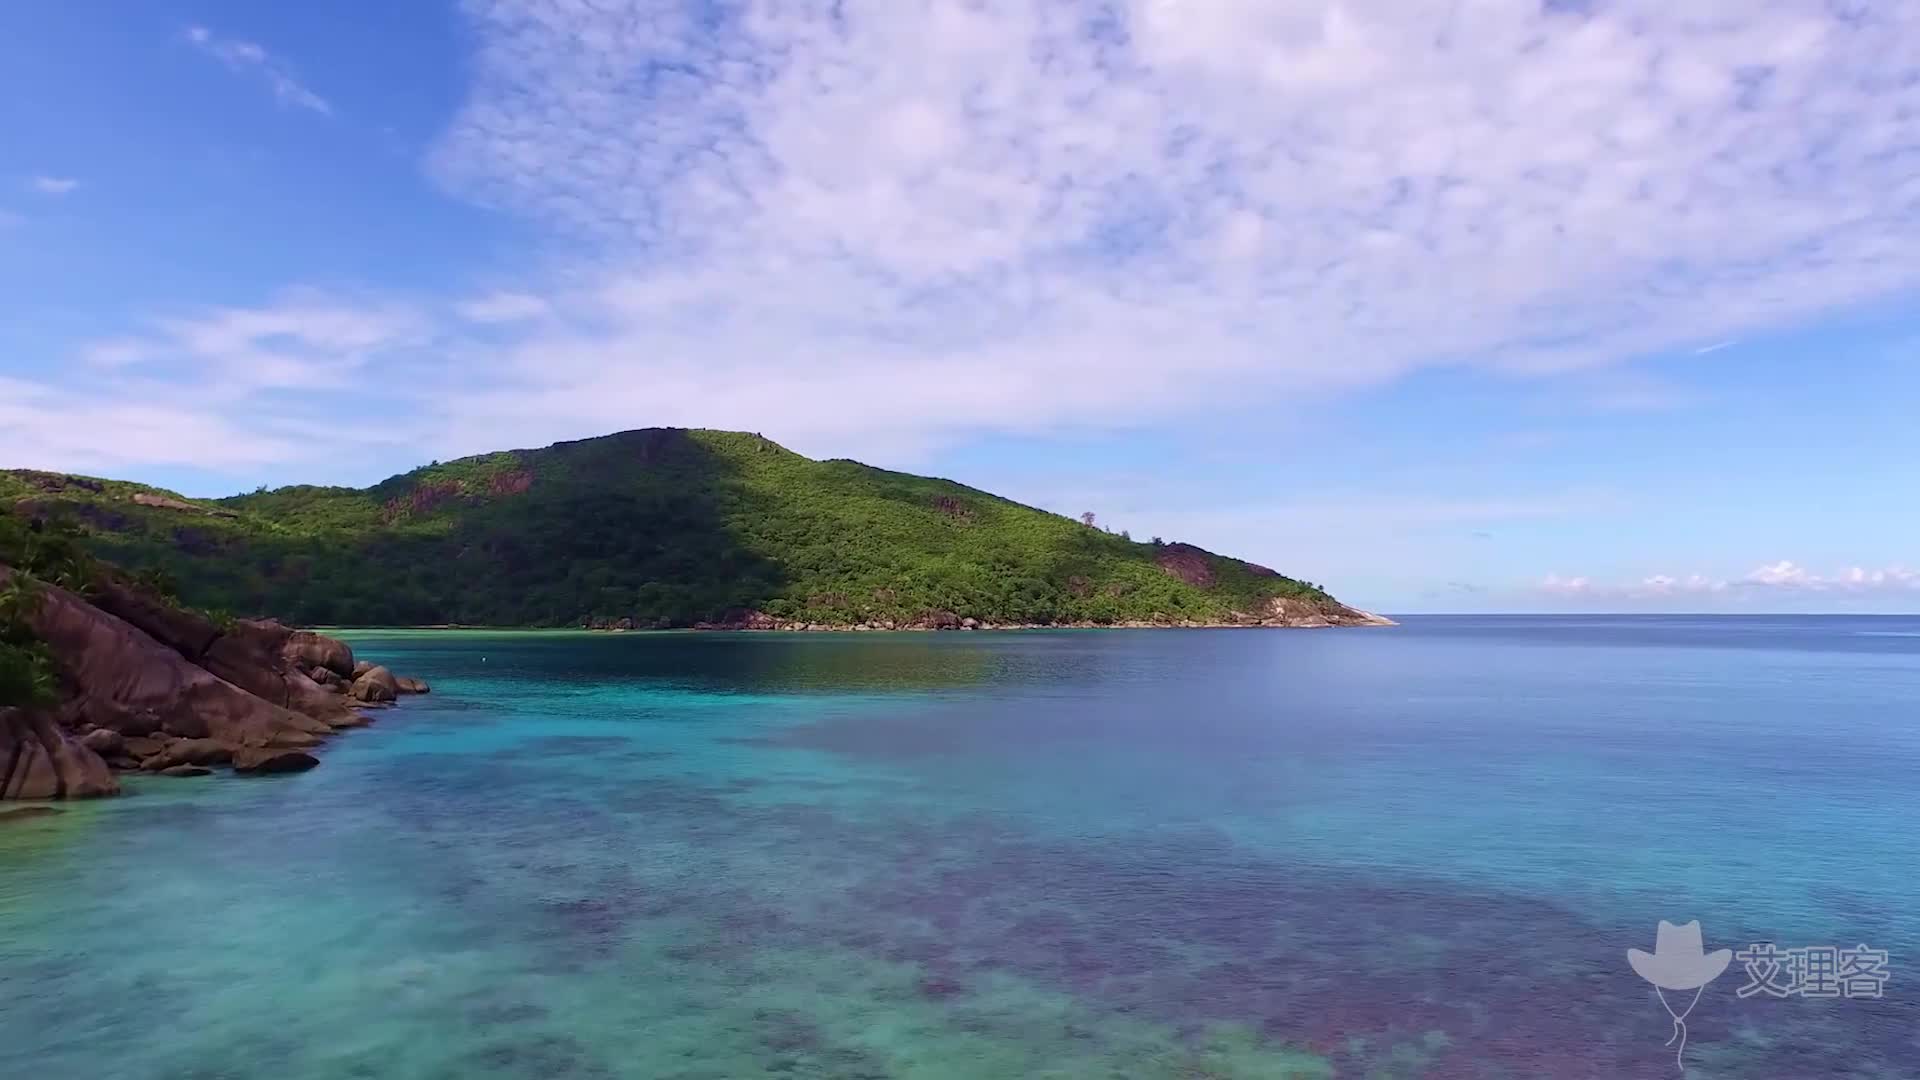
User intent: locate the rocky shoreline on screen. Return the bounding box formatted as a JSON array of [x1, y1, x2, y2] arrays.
[[0, 562, 1385, 805], [583, 596, 1397, 632], [0, 567, 426, 803]]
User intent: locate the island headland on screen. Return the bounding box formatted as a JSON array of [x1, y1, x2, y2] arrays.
[[3, 427, 1389, 801]]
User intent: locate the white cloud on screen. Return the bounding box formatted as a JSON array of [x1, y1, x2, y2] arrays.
[[457, 291, 551, 324], [399, 0, 1920, 454], [1540, 573, 1598, 595], [185, 26, 331, 115], [18, 294, 436, 475], [1159, 490, 1622, 534], [1745, 559, 1810, 587], [0, 376, 306, 472], [94, 293, 429, 392], [30, 176, 78, 196]]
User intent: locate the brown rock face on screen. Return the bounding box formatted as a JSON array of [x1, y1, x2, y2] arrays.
[[0, 708, 119, 800], [80, 728, 125, 755], [1260, 596, 1397, 628], [10, 470, 104, 495], [917, 610, 963, 630], [1, 565, 432, 799], [1155, 544, 1217, 589], [84, 580, 366, 725], [382, 478, 462, 522], [143, 738, 233, 771], [232, 747, 319, 774], [394, 676, 430, 695], [282, 630, 356, 679], [695, 610, 779, 631], [11, 569, 336, 757], [200, 620, 365, 728], [130, 492, 237, 518], [349, 665, 399, 703], [122, 735, 170, 761], [488, 470, 533, 496], [87, 576, 222, 660]]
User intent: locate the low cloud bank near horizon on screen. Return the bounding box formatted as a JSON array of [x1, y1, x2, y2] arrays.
[[1538, 562, 1920, 600]]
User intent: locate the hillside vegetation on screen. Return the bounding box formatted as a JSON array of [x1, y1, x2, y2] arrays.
[[2, 429, 1374, 629]]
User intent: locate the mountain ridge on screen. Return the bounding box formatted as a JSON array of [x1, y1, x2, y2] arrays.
[[3, 428, 1391, 630]]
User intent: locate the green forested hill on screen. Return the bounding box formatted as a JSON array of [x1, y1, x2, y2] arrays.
[[2, 429, 1374, 629]]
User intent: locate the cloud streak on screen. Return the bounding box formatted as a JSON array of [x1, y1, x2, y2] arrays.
[[185, 26, 332, 115], [457, 291, 551, 324], [29, 176, 78, 196], [82, 292, 427, 392]]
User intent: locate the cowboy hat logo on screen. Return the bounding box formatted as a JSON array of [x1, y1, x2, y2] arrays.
[[1628, 920, 1732, 1074]]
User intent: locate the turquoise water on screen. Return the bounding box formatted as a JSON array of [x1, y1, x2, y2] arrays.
[[3, 617, 1917, 1077]]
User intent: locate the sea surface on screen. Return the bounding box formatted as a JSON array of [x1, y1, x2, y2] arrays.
[[3, 616, 1918, 1078]]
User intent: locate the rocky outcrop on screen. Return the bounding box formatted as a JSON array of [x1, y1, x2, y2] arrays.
[[0, 564, 429, 799], [349, 665, 398, 703], [144, 738, 233, 770], [9, 471, 104, 495], [81, 578, 371, 732], [85, 576, 222, 659], [1155, 544, 1217, 588], [282, 630, 355, 680], [202, 620, 368, 728], [18, 572, 333, 752], [1, 708, 118, 799], [80, 727, 123, 755], [1258, 596, 1396, 628], [381, 478, 463, 523], [610, 601, 1395, 633], [692, 609, 781, 631], [129, 492, 238, 518], [488, 470, 533, 496], [232, 747, 319, 774]]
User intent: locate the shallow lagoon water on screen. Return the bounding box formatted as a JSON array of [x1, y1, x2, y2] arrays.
[[3, 617, 1917, 1077]]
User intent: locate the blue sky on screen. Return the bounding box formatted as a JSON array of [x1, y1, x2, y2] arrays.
[[4, 1, 1918, 613]]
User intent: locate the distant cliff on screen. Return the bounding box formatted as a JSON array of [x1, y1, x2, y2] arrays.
[[3, 428, 1391, 631]]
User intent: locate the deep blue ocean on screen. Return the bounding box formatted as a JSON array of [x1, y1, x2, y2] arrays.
[[3, 616, 1917, 1077]]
